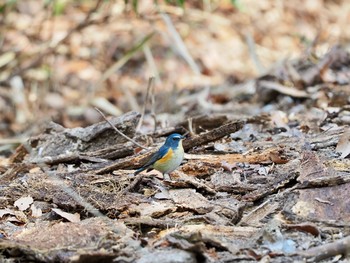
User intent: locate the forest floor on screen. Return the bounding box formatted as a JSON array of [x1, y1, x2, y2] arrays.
[[1, 1, 350, 262]]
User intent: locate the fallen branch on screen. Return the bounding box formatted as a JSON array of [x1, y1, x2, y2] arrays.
[[176, 114, 228, 133], [299, 235, 350, 261], [96, 149, 156, 174], [27, 111, 140, 164], [34, 153, 109, 165], [183, 120, 244, 150], [296, 173, 350, 188], [258, 80, 309, 98], [185, 147, 288, 164], [123, 217, 181, 228]]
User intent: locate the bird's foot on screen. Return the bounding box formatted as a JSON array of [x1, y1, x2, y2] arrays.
[[163, 173, 175, 182]]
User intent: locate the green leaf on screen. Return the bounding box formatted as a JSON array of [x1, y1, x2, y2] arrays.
[[231, 0, 244, 11], [132, 0, 138, 12], [165, 0, 184, 7], [0, 0, 17, 13], [176, 0, 184, 8], [53, 0, 68, 16]]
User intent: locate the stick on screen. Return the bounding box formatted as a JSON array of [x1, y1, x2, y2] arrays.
[[161, 13, 201, 75], [136, 77, 155, 132], [299, 235, 350, 261], [95, 107, 147, 149], [245, 32, 264, 74], [150, 77, 157, 132], [121, 173, 144, 194], [183, 120, 244, 150]]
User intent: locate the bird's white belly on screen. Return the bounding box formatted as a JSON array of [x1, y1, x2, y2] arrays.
[[165, 148, 184, 173], [154, 146, 184, 174]]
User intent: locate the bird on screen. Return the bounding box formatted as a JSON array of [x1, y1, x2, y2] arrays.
[[134, 133, 185, 178]]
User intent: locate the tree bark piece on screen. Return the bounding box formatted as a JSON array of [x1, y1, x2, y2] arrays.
[[27, 111, 140, 164]]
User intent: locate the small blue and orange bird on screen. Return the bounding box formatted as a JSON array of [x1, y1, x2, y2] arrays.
[[134, 133, 185, 177]]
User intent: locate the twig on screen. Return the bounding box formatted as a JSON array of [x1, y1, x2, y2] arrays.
[[0, 137, 28, 144], [245, 32, 264, 75], [259, 80, 309, 98], [173, 171, 216, 194], [298, 235, 350, 261], [161, 13, 201, 75], [96, 148, 157, 175], [301, 46, 344, 86], [122, 217, 181, 228], [34, 153, 110, 165], [136, 77, 155, 132], [161, 11, 222, 115], [183, 120, 244, 150], [187, 117, 194, 135], [95, 107, 147, 150], [150, 78, 157, 132], [151, 126, 188, 138], [121, 173, 145, 194], [143, 44, 161, 85]]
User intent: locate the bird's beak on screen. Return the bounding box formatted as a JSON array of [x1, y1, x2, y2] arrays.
[[180, 135, 185, 140]]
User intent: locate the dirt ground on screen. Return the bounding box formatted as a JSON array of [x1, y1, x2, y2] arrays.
[[1, 1, 350, 262]]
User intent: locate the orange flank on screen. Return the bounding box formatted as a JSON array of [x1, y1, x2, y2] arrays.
[[155, 148, 174, 165]]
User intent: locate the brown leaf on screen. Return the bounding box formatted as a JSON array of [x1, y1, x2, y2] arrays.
[[269, 150, 289, 164], [336, 129, 350, 158], [52, 208, 81, 223]]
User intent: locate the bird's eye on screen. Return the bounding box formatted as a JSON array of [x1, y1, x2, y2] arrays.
[[173, 137, 179, 140]]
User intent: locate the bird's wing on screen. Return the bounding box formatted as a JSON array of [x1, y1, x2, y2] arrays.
[[134, 145, 168, 174], [143, 145, 169, 167]]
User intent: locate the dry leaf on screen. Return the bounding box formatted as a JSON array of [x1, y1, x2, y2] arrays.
[[7, 216, 22, 223], [269, 150, 289, 164], [12, 210, 28, 224], [29, 167, 42, 173], [0, 52, 15, 68], [52, 208, 81, 223], [14, 196, 34, 211], [30, 204, 42, 218], [271, 111, 289, 129], [336, 129, 350, 158], [259, 80, 309, 98], [0, 209, 16, 218]]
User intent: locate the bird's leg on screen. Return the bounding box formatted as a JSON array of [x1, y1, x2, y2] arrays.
[[163, 173, 172, 181]]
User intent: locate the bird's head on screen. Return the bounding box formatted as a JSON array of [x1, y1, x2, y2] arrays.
[[164, 133, 185, 149]]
